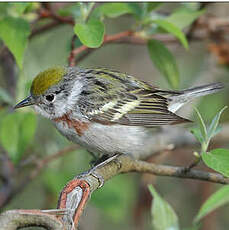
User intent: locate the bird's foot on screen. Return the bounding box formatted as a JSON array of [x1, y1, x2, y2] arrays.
[[78, 154, 121, 188]]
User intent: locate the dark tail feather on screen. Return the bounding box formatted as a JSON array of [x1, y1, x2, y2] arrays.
[[181, 82, 224, 98], [168, 82, 224, 112]]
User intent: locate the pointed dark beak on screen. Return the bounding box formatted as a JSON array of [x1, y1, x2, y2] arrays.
[[14, 96, 34, 109]]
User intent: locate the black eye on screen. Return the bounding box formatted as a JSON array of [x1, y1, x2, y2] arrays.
[[45, 94, 55, 102]]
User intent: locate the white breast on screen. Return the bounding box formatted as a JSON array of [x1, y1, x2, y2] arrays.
[[54, 119, 155, 158]]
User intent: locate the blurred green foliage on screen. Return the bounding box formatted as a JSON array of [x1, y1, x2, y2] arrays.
[[149, 184, 179, 230], [0, 112, 37, 163], [0, 16, 30, 69], [0, 2, 229, 230], [0, 2, 207, 88], [147, 107, 229, 230], [148, 39, 180, 89], [195, 185, 229, 223], [74, 18, 105, 48]]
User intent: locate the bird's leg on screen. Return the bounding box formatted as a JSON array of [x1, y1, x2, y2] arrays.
[[90, 154, 110, 167], [77, 154, 121, 188], [88, 151, 98, 165], [88, 150, 111, 167], [89, 154, 121, 171], [88, 154, 122, 187]]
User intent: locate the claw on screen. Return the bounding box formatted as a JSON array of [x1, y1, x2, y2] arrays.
[[113, 158, 122, 170], [77, 168, 105, 188], [90, 171, 105, 188]]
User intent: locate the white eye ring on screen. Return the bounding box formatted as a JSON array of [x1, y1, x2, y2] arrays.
[[45, 94, 55, 102]]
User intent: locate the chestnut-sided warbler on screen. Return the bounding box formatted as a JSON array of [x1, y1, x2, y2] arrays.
[[14, 66, 223, 159]]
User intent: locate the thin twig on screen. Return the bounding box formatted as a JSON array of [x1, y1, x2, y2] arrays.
[[68, 35, 77, 67], [84, 2, 97, 23], [39, 7, 74, 25], [31, 145, 78, 178], [0, 146, 78, 209], [71, 30, 134, 65], [30, 20, 62, 39], [72, 30, 211, 65]]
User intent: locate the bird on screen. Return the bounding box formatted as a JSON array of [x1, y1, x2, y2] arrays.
[[14, 66, 223, 161]]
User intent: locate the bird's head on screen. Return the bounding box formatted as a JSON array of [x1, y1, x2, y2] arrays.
[[14, 66, 84, 119]]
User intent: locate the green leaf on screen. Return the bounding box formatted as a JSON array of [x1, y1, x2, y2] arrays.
[[193, 108, 207, 143], [98, 3, 135, 18], [148, 39, 179, 89], [0, 112, 37, 163], [167, 9, 205, 30], [190, 127, 204, 144], [148, 184, 179, 230], [10, 3, 32, 15], [0, 113, 19, 162], [18, 112, 37, 158], [153, 19, 189, 49], [74, 18, 105, 48], [207, 106, 227, 140], [194, 185, 229, 222], [0, 3, 10, 19], [202, 148, 229, 177], [0, 16, 30, 69], [211, 125, 222, 138]]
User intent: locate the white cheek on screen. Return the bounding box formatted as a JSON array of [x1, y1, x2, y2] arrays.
[[52, 99, 69, 117], [67, 80, 84, 109], [33, 105, 52, 119]]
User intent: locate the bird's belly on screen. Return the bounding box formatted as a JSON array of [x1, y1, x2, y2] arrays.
[[54, 120, 154, 158]]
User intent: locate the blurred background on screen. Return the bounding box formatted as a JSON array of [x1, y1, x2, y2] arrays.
[[0, 2, 229, 230]]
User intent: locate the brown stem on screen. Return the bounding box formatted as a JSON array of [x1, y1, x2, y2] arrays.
[[0, 146, 78, 209], [39, 7, 74, 25], [68, 35, 77, 67], [71, 30, 135, 66], [30, 20, 62, 39], [71, 30, 211, 66]]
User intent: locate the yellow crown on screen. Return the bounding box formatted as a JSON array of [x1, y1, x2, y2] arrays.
[[31, 67, 66, 96]]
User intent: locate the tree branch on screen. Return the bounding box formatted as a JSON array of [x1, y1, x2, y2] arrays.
[[69, 14, 229, 65], [56, 153, 228, 228], [54, 125, 229, 228], [28, 4, 229, 66], [1, 123, 229, 228], [0, 210, 64, 230]]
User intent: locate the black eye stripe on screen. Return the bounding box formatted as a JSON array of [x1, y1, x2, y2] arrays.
[[55, 90, 62, 94]]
